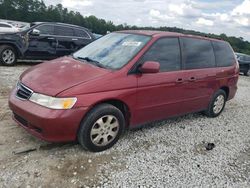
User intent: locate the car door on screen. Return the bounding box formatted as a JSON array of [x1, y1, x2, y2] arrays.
[[54, 25, 77, 57], [178, 37, 217, 114], [134, 37, 187, 124], [24, 24, 57, 59]]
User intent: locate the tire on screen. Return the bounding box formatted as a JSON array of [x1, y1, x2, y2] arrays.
[[77, 103, 125, 152], [204, 89, 226, 118], [243, 69, 250, 76], [0, 45, 17, 66]]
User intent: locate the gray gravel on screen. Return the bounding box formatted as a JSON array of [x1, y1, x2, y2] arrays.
[[0, 64, 249, 187]]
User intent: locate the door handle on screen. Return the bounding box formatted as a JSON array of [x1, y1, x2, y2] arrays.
[[189, 77, 196, 82], [176, 78, 184, 83], [48, 37, 55, 40], [72, 38, 78, 41]]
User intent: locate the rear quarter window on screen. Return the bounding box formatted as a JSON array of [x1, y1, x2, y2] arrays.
[[74, 29, 90, 39], [212, 41, 235, 67], [181, 37, 215, 69]]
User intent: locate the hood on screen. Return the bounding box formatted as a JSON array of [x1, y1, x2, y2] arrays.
[[20, 56, 111, 96]]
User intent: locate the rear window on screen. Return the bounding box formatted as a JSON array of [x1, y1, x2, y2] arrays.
[[212, 41, 235, 67], [55, 26, 74, 37], [182, 38, 215, 69]]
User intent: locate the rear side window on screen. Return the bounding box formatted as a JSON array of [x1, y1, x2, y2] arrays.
[[182, 37, 215, 69], [74, 29, 90, 39], [36, 25, 54, 35], [0, 23, 11, 28], [55, 26, 74, 37], [212, 41, 235, 67], [141, 38, 181, 72]]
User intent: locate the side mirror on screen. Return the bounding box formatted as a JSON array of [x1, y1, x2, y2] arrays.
[[30, 29, 40, 36], [139, 61, 160, 74]]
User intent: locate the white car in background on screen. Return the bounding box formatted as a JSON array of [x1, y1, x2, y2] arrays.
[[0, 22, 19, 33]]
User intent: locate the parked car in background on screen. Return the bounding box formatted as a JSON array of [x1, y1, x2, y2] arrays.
[[0, 22, 20, 33], [0, 22, 95, 66], [9, 31, 239, 152], [235, 52, 250, 76]]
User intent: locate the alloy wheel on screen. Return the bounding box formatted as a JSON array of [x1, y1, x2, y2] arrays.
[[90, 115, 119, 146], [2, 49, 15, 65], [213, 95, 225, 114]]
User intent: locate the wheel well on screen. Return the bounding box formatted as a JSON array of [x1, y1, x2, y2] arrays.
[[93, 99, 131, 128], [0, 43, 20, 57], [220, 86, 229, 100]]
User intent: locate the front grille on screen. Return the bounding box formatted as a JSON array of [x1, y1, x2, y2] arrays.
[[14, 113, 28, 127], [16, 82, 33, 100]]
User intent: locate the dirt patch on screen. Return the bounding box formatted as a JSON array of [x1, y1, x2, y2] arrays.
[[49, 153, 116, 187]]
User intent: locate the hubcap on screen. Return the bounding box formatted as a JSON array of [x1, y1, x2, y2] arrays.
[[213, 95, 225, 114], [2, 49, 15, 64], [90, 115, 119, 146]]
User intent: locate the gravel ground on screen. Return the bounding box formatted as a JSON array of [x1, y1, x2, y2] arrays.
[[0, 63, 249, 187]]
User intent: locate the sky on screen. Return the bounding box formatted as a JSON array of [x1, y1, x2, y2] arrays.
[[44, 0, 250, 41]]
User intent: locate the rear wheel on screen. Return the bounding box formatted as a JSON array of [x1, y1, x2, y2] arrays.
[[0, 45, 17, 66], [77, 103, 125, 152], [204, 89, 226, 117]]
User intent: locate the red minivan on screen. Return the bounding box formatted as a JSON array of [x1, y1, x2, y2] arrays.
[[9, 31, 239, 152]]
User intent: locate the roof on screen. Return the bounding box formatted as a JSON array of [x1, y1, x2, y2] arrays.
[[117, 30, 182, 36], [117, 30, 222, 42], [30, 22, 89, 30]]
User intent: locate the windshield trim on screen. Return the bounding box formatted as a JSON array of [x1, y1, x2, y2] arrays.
[[73, 56, 110, 69]]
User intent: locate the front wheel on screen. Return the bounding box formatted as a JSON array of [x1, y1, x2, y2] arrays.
[[77, 103, 125, 152], [243, 69, 250, 76], [204, 89, 226, 117], [0, 45, 17, 66]]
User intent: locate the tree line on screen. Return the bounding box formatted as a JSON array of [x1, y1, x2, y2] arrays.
[[0, 0, 250, 55]]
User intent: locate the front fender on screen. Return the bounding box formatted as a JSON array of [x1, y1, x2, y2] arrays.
[[0, 34, 27, 56]]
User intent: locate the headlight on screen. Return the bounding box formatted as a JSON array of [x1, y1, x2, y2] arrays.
[[29, 93, 77, 110]]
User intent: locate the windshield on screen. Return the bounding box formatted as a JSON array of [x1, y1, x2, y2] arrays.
[[73, 33, 151, 69]]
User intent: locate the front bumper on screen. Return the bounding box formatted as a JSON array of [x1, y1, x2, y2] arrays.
[[8, 88, 88, 142]]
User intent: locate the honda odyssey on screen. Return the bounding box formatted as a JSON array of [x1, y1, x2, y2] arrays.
[[9, 30, 239, 152]]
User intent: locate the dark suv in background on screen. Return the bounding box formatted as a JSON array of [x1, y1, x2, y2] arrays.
[[0, 22, 95, 65], [235, 52, 250, 76]]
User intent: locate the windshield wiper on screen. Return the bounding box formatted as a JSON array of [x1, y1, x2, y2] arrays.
[[76, 56, 106, 69]]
